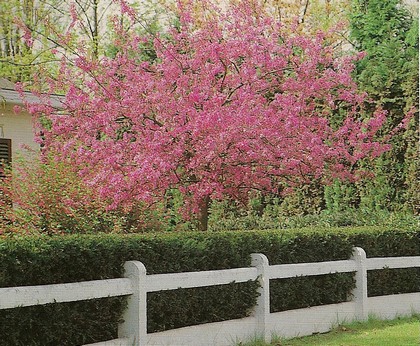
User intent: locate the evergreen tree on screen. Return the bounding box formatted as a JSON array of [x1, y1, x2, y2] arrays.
[[329, 0, 419, 214]]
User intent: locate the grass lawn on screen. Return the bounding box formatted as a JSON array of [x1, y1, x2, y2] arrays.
[[240, 315, 420, 346]]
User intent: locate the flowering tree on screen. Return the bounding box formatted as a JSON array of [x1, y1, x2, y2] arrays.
[[26, 0, 390, 231]]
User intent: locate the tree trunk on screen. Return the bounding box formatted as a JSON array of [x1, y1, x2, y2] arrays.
[[92, 0, 99, 58], [197, 195, 210, 231]]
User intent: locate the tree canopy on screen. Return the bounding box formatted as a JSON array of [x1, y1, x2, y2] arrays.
[[22, 0, 396, 230]]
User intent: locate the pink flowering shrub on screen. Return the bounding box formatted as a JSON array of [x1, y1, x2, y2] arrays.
[[0, 152, 171, 235], [24, 0, 393, 230]]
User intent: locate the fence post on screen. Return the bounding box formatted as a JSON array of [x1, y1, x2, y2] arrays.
[[118, 261, 147, 346], [352, 247, 368, 321], [251, 253, 270, 343]]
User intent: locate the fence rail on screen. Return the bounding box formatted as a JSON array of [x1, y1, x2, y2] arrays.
[[1, 247, 419, 346], [366, 256, 420, 270], [268, 259, 357, 279], [146, 267, 258, 292], [0, 278, 133, 309]]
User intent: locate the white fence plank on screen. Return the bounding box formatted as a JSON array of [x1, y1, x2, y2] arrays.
[[83, 337, 134, 346], [0, 278, 133, 309], [146, 316, 257, 346], [146, 267, 258, 292], [268, 259, 356, 279], [268, 301, 357, 339], [366, 256, 420, 270], [367, 292, 420, 320]]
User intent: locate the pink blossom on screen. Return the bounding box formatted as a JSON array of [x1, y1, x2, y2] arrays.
[[23, 0, 398, 223]]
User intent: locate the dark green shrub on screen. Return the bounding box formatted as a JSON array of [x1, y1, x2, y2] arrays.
[[1, 299, 125, 346]]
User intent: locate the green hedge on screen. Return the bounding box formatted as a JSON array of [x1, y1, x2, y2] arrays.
[[344, 228, 420, 297], [0, 227, 418, 345]]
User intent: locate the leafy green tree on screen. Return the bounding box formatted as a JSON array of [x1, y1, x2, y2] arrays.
[[326, 0, 419, 214], [0, 0, 52, 82], [0, 0, 165, 84]]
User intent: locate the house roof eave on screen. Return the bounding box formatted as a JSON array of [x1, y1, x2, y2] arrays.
[[0, 88, 64, 109]]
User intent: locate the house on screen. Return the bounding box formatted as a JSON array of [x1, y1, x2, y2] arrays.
[[0, 78, 62, 165]]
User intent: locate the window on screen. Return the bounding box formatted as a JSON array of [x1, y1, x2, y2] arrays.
[[0, 138, 11, 177]]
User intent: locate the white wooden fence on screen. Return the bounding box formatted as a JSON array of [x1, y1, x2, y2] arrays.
[[1, 247, 420, 346]]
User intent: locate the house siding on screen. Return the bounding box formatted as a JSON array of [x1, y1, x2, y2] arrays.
[[0, 103, 39, 157]]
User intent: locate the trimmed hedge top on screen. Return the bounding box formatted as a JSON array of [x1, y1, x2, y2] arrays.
[[0, 227, 354, 285]]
